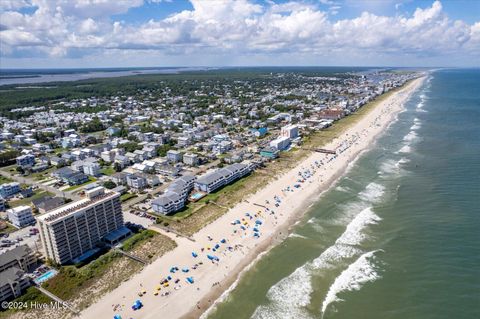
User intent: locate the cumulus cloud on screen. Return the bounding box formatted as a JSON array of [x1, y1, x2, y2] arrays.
[[0, 0, 478, 65]]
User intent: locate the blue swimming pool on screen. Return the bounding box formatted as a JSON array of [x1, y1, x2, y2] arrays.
[[190, 193, 205, 200], [34, 269, 57, 284]]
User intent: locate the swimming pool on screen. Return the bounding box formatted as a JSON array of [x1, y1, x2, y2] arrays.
[[34, 269, 58, 284], [190, 193, 205, 200]]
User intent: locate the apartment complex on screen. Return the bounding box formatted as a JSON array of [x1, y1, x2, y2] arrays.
[[194, 163, 252, 194], [36, 186, 124, 265], [280, 124, 299, 139], [152, 175, 195, 214], [0, 245, 37, 302]]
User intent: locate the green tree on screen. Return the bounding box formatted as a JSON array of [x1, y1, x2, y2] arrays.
[[103, 181, 117, 189], [113, 162, 122, 172]]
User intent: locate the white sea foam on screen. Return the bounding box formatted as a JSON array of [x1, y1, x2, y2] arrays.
[[253, 208, 381, 319], [334, 202, 366, 225], [397, 145, 412, 154], [252, 265, 313, 319], [398, 157, 410, 165], [379, 159, 403, 176], [335, 186, 351, 193], [321, 250, 381, 316], [335, 207, 381, 246], [403, 131, 418, 142], [410, 122, 421, 130], [312, 207, 380, 269], [358, 183, 385, 203], [200, 250, 273, 319], [289, 233, 308, 240]]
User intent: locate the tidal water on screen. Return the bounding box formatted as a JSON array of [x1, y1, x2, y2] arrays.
[[206, 69, 480, 319]]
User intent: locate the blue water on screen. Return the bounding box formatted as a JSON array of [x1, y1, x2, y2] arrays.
[[34, 269, 58, 284], [0, 67, 210, 86], [206, 69, 480, 319]]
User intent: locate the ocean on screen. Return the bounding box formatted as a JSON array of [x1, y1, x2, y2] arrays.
[[205, 69, 480, 319]]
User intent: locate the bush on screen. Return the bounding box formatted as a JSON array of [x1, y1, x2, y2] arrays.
[[122, 230, 156, 251]]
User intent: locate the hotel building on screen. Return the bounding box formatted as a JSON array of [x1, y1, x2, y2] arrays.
[[36, 186, 124, 265]]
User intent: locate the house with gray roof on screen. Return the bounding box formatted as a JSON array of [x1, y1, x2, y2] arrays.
[[194, 163, 251, 194], [0, 267, 30, 302], [152, 175, 195, 215]]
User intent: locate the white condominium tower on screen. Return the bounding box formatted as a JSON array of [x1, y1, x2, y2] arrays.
[[37, 186, 123, 265]]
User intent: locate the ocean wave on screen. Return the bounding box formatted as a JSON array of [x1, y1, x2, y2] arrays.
[[252, 208, 381, 319], [410, 123, 421, 130], [200, 250, 270, 319], [358, 183, 385, 203], [289, 233, 308, 240], [397, 144, 412, 154], [398, 157, 410, 165], [312, 207, 380, 269], [381, 158, 402, 174], [321, 250, 381, 316], [252, 266, 313, 319], [335, 185, 351, 193], [403, 131, 418, 142]]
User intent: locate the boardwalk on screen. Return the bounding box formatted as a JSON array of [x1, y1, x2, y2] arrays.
[[35, 285, 79, 314]]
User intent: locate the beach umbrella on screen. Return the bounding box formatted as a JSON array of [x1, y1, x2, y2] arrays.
[[114, 315, 122, 319], [192, 252, 198, 258], [207, 254, 215, 260], [255, 220, 262, 225], [214, 244, 220, 249], [187, 277, 194, 284], [221, 239, 226, 243], [253, 227, 259, 232], [182, 268, 189, 273]]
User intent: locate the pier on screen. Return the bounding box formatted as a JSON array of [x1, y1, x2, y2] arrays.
[[311, 148, 337, 155]]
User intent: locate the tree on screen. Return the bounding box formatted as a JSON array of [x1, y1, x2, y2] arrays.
[[113, 162, 122, 172], [16, 166, 25, 174], [103, 181, 117, 189], [0, 149, 20, 167], [121, 142, 141, 153]]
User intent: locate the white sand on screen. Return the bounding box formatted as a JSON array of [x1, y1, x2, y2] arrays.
[[80, 76, 425, 319]]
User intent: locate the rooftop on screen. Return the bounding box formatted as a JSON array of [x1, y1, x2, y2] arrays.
[[37, 190, 119, 224]]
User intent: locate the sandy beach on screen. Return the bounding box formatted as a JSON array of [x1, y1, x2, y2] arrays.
[[80, 76, 425, 319]]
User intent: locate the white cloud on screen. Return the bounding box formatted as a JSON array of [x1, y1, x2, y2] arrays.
[[0, 0, 32, 11], [0, 0, 478, 66]]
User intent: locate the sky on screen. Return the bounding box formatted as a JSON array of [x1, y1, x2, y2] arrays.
[[0, 0, 479, 68]]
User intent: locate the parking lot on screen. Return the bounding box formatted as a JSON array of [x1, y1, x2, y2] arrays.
[[0, 224, 42, 254]]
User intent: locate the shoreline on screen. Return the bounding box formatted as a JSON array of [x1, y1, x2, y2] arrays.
[[195, 78, 422, 319], [80, 76, 426, 319]]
